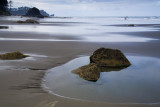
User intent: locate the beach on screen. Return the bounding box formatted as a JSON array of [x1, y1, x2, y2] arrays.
[[0, 16, 160, 107]]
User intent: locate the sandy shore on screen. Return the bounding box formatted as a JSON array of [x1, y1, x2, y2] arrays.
[[0, 19, 160, 107]]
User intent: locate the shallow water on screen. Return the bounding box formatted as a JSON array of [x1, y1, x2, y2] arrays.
[[0, 16, 159, 43], [43, 56, 160, 103], [0, 35, 157, 42]]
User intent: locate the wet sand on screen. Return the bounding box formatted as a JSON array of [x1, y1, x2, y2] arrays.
[[0, 19, 160, 107]]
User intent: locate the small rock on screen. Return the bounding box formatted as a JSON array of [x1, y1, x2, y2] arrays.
[[0, 26, 8, 29], [25, 19, 39, 24], [72, 63, 101, 81], [17, 19, 39, 24], [0, 51, 28, 60], [127, 24, 135, 27], [17, 20, 25, 23]]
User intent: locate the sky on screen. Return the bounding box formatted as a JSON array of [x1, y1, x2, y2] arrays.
[[12, 0, 160, 16]]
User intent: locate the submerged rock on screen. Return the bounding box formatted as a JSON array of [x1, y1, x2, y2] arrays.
[[0, 51, 28, 60], [90, 48, 131, 68], [17, 19, 39, 24], [72, 63, 101, 82]]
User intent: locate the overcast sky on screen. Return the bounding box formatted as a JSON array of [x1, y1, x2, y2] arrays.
[[13, 0, 160, 16]]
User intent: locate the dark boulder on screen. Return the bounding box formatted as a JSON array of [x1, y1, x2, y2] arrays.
[[127, 24, 135, 27], [90, 48, 131, 68], [26, 7, 44, 18]]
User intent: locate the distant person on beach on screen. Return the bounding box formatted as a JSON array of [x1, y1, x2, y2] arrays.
[[124, 16, 128, 20]]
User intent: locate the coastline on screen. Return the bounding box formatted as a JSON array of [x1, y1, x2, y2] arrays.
[[0, 18, 160, 107]]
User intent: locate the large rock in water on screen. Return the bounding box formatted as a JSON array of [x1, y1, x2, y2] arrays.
[[72, 48, 131, 82], [0, 51, 28, 60], [26, 7, 44, 18], [90, 48, 131, 67], [72, 63, 101, 82]]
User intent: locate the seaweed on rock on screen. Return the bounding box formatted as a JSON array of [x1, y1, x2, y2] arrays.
[[0, 51, 28, 60]]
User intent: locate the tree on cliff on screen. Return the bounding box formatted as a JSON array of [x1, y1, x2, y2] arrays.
[[8, 0, 13, 11], [0, 0, 8, 11]]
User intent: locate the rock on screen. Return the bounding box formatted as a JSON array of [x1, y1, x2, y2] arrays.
[[72, 48, 131, 82], [127, 24, 135, 27], [17, 20, 25, 23], [50, 14, 54, 16], [90, 48, 131, 68], [17, 19, 39, 24], [72, 63, 101, 82], [0, 51, 28, 60], [0, 26, 8, 29], [25, 19, 39, 24], [26, 7, 44, 18]]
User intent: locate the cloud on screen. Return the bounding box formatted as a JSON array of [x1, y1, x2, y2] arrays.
[[12, 0, 160, 16]]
